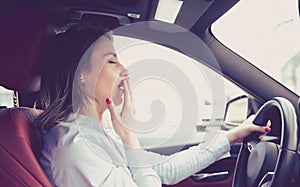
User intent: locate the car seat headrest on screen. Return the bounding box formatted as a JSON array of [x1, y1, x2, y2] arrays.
[[0, 9, 48, 92]]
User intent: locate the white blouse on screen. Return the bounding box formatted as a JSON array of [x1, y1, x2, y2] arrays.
[[40, 114, 230, 187]]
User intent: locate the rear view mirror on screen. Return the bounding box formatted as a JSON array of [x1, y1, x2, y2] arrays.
[[223, 95, 248, 130]]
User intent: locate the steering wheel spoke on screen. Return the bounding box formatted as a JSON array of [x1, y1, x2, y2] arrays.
[[258, 172, 274, 187], [244, 132, 261, 152]]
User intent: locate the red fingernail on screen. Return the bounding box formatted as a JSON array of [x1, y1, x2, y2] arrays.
[[106, 98, 112, 104], [265, 127, 271, 132]]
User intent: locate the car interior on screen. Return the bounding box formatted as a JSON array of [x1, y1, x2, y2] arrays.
[[0, 1, 300, 187]]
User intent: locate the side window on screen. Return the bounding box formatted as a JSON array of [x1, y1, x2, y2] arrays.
[[0, 86, 14, 107], [113, 35, 246, 149]]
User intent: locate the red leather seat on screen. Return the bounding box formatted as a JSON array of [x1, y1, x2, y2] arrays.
[[0, 107, 52, 187], [0, 9, 53, 187]]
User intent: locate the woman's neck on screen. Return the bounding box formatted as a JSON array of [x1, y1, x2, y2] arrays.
[[78, 102, 104, 122]]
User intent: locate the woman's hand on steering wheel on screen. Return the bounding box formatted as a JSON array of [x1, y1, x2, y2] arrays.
[[226, 115, 271, 145]]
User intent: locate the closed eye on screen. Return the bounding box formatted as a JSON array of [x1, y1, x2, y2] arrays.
[[108, 60, 118, 64], [108, 54, 118, 64]]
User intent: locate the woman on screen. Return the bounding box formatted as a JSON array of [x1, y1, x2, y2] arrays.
[[36, 25, 270, 187]]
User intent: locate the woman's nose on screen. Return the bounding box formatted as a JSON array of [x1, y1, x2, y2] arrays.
[[120, 68, 129, 77]]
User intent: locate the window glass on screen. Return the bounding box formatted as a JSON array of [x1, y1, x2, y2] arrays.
[[108, 35, 246, 149], [211, 0, 300, 95], [0, 86, 14, 107]]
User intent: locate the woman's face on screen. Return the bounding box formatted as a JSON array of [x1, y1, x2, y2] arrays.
[[82, 36, 128, 112]]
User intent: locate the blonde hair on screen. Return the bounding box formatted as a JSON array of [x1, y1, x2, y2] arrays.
[[36, 26, 112, 134]]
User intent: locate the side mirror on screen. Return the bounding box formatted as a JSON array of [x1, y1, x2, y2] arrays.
[[223, 95, 249, 130]]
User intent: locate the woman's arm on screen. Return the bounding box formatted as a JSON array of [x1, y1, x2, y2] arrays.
[[106, 87, 161, 187], [115, 117, 270, 185], [122, 133, 230, 185]]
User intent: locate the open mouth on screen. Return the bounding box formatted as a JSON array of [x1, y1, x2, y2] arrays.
[[118, 81, 124, 90]]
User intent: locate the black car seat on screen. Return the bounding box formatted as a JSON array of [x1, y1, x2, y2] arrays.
[[0, 9, 53, 187]]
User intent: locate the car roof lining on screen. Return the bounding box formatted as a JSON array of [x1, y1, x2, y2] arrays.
[[1, 1, 298, 112]]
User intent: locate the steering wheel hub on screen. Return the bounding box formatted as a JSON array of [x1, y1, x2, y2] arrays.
[[247, 142, 279, 187]]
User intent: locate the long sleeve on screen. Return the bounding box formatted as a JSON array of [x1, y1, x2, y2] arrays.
[[126, 148, 162, 187], [131, 133, 231, 185]]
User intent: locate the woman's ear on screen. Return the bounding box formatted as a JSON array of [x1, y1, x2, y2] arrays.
[[79, 73, 85, 83]]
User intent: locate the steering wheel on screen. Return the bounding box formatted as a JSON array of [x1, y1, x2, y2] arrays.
[[233, 97, 299, 187]]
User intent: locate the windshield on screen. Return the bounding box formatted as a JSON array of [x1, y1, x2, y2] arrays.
[[211, 0, 300, 96]]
